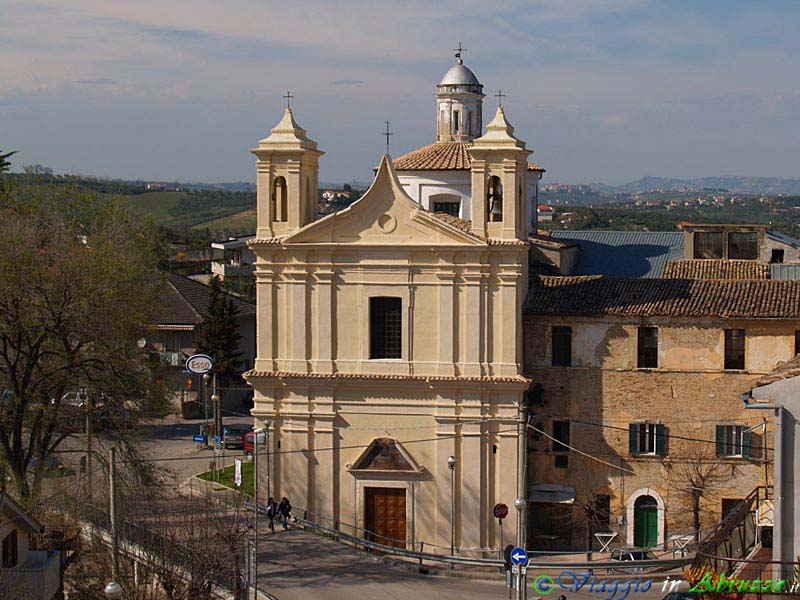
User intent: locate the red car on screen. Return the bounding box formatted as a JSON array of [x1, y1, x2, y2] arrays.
[[244, 430, 267, 456]]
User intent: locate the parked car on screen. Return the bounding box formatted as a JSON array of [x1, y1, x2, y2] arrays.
[[222, 425, 251, 449], [244, 430, 267, 456], [609, 547, 658, 573]]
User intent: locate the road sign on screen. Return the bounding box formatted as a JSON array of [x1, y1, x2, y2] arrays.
[[185, 354, 213, 374], [510, 546, 528, 566], [493, 503, 509, 519], [193, 434, 206, 443], [234, 458, 242, 487], [214, 435, 222, 448]]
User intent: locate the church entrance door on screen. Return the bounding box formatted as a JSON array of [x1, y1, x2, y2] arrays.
[[364, 487, 406, 549]]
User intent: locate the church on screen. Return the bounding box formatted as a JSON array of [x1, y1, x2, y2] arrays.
[[245, 52, 541, 554]]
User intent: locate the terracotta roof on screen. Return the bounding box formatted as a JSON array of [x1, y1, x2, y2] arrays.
[[663, 260, 770, 280], [393, 142, 544, 172], [428, 212, 529, 246], [755, 355, 800, 387], [525, 275, 800, 318], [245, 370, 531, 386], [158, 274, 255, 327], [529, 231, 579, 249]]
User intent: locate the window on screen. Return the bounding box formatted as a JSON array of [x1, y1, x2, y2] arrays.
[[369, 297, 402, 359], [724, 329, 745, 370], [629, 423, 666, 456], [592, 494, 611, 534], [694, 232, 723, 259], [728, 232, 759, 260], [771, 249, 785, 264], [552, 420, 570, 453], [165, 332, 182, 353], [637, 327, 658, 368], [716, 425, 751, 457], [272, 176, 287, 222], [551, 326, 572, 366], [2, 530, 17, 568], [796, 330, 800, 355], [433, 201, 460, 217], [453, 110, 460, 133]]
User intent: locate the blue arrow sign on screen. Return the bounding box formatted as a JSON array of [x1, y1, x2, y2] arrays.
[[193, 434, 206, 443], [510, 547, 529, 566]]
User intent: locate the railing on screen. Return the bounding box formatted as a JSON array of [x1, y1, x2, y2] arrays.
[[691, 486, 769, 576], [211, 261, 253, 278], [0, 550, 61, 600]]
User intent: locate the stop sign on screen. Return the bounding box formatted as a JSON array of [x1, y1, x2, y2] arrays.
[[493, 503, 509, 519]]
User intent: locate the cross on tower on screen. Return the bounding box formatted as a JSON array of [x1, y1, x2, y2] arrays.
[[453, 42, 465, 63], [495, 90, 506, 108], [283, 91, 294, 108], [383, 121, 393, 153]]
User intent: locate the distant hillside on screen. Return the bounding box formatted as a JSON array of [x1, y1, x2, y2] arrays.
[[608, 176, 800, 195]]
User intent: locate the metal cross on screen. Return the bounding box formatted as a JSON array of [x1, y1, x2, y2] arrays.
[[453, 42, 465, 62], [383, 121, 393, 153], [495, 90, 506, 108], [283, 91, 294, 108]]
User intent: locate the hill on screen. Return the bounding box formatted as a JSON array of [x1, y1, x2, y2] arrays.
[[609, 176, 800, 195]]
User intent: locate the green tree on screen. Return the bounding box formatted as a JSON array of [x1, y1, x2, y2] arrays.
[[195, 276, 244, 387], [0, 182, 166, 504], [0, 149, 17, 172]]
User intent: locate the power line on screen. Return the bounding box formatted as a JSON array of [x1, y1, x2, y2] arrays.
[[527, 423, 636, 475]]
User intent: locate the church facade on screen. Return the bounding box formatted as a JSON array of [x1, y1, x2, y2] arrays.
[[245, 57, 542, 553]]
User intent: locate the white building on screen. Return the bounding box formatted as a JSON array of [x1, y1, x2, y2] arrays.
[[393, 54, 545, 230]]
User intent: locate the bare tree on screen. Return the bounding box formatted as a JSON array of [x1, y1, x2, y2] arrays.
[[570, 457, 614, 557], [672, 452, 727, 542]]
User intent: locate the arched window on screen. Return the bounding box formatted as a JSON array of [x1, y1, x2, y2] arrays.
[[272, 176, 287, 222], [487, 176, 503, 222]]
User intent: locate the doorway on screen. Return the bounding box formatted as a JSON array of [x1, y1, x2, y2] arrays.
[[633, 495, 658, 548], [364, 487, 406, 549]]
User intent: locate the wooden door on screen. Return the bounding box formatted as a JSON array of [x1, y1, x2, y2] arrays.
[[364, 487, 406, 549]]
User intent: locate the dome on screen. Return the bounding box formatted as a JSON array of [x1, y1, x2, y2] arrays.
[[438, 62, 480, 87]]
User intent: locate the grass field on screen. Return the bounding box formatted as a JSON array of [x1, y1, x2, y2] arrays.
[[197, 460, 254, 495], [125, 191, 186, 223], [194, 208, 256, 233]]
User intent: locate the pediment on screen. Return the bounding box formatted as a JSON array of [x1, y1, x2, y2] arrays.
[[282, 155, 485, 246], [348, 438, 423, 474]]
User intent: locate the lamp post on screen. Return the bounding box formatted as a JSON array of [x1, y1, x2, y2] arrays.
[[104, 581, 123, 600], [202, 373, 210, 442], [447, 455, 457, 557], [514, 497, 527, 600], [252, 426, 266, 596]]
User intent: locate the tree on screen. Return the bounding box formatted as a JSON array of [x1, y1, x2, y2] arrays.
[[0, 184, 165, 504], [0, 149, 17, 172], [194, 276, 244, 387], [673, 452, 727, 542]]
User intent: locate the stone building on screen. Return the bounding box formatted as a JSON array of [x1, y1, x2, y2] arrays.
[[523, 275, 800, 551], [246, 95, 538, 552]]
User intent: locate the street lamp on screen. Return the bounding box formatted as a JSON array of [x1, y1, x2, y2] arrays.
[[104, 581, 123, 600], [252, 426, 266, 595], [447, 456, 457, 557], [514, 496, 527, 600]]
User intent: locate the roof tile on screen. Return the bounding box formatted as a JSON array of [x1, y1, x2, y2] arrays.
[[393, 142, 544, 172], [663, 260, 770, 280]]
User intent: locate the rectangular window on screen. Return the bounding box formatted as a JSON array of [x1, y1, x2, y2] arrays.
[[637, 327, 658, 368], [165, 332, 182, 353], [453, 110, 460, 133], [2, 530, 17, 568], [728, 232, 759, 260], [629, 423, 666, 456], [551, 326, 572, 366], [724, 329, 745, 370], [716, 425, 751, 457], [369, 297, 402, 359], [694, 231, 724, 259], [552, 420, 570, 453], [771, 249, 785, 264], [433, 201, 460, 217]]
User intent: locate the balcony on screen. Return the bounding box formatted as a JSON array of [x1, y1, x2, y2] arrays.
[[211, 261, 254, 279], [0, 550, 61, 599]]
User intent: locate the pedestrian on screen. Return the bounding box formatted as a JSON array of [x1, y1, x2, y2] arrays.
[[278, 497, 292, 531], [266, 497, 278, 532]]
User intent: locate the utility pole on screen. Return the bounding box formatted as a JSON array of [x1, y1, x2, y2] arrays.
[[109, 446, 120, 583], [83, 387, 92, 502], [515, 398, 529, 600], [253, 426, 265, 595]]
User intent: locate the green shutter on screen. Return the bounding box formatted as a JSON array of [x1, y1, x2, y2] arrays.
[[742, 429, 752, 458], [655, 424, 667, 457], [715, 425, 726, 457], [629, 424, 640, 455]]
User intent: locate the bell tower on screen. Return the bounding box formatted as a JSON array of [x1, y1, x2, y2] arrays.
[[436, 46, 484, 142], [251, 106, 323, 238], [467, 106, 532, 241]]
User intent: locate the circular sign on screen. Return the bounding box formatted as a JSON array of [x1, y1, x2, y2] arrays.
[[493, 503, 509, 520], [185, 354, 213, 374]]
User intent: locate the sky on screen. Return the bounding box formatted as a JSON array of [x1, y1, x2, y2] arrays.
[[1, 0, 799, 185]]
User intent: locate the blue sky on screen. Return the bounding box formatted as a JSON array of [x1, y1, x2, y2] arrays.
[[1, 0, 798, 185]]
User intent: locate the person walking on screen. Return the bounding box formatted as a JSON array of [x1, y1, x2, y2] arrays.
[[278, 497, 292, 531], [265, 497, 278, 533]]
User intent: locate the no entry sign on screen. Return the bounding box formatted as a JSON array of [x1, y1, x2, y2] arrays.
[[493, 503, 509, 519]]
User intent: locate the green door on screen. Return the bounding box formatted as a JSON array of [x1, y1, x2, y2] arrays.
[[633, 499, 658, 547]]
